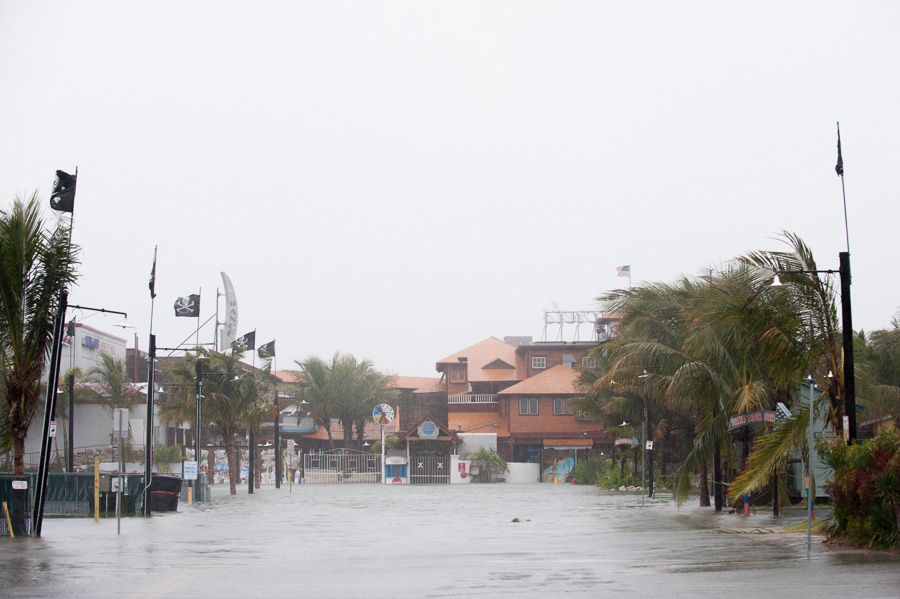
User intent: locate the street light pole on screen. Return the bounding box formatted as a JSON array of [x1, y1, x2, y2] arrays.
[[773, 261, 856, 443], [838, 252, 856, 443], [195, 359, 203, 485], [274, 393, 281, 489]]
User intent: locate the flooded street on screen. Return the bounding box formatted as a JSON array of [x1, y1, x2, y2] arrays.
[[3, 483, 899, 598]]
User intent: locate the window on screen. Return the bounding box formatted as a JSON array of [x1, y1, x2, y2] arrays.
[[532, 356, 546, 369], [519, 398, 539, 415], [581, 356, 597, 369], [553, 398, 574, 415], [449, 364, 466, 383]]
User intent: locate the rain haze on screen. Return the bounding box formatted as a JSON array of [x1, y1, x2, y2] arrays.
[[1, 2, 898, 377]]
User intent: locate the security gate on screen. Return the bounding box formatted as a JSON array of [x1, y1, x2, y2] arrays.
[[409, 456, 450, 484], [302, 448, 380, 484]]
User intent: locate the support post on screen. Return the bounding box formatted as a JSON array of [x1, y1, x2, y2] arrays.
[[67, 373, 75, 472], [32, 290, 68, 536], [143, 334, 156, 516], [839, 252, 856, 443], [274, 394, 281, 489], [195, 359, 202, 479]]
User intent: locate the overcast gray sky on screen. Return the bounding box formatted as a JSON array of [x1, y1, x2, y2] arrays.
[[2, 2, 898, 377]]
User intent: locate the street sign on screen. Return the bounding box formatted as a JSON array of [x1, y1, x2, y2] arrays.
[[49, 421, 57, 438], [184, 460, 198, 481], [373, 403, 394, 425]]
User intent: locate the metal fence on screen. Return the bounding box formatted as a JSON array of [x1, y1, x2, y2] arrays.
[[302, 449, 380, 484], [0, 472, 208, 537], [409, 456, 450, 484]]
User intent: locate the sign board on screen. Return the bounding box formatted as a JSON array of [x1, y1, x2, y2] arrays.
[[645, 441, 653, 450], [12, 480, 27, 490], [417, 420, 439, 440], [615, 437, 640, 448], [49, 421, 57, 438], [183, 460, 199, 481], [373, 403, 394, 425], [113, 408, 129, 438], [728, 411, 776, 432]]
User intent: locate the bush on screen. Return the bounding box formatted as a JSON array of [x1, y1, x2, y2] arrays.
[[572, 454, 605, 485], [820, 429, 900, 551]]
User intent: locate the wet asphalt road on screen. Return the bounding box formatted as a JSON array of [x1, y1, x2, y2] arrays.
[[3, 483, 899, 598]]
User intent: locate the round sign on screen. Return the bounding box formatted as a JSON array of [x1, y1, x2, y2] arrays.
[[373, 403, 395, 425], [392, 478, 403, 484]]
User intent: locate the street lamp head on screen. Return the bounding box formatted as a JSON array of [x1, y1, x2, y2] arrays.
[[114, 316, 136, 329]]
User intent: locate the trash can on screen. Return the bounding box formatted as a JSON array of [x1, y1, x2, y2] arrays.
[[150, 474, 182, 512]]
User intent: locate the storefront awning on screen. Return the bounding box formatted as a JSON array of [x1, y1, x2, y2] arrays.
[[543, 439, 592, 449]]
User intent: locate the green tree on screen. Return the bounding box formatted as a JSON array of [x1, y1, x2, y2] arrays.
[[81, 352, 143, 413], [465, 447, 508, 482], [291, 354, 342, 449], [0, 195, 78, 475], [856, 320, 900, 426], [291, 353, 396, 450], [169, 349, 262, 495]]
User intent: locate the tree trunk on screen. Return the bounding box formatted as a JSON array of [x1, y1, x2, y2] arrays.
[[207, 446, 215, 484], [699, 461, 710, 507], [226, 438, 237, 495], [13, 436, 25, 476], [714, 443, 723, 511]]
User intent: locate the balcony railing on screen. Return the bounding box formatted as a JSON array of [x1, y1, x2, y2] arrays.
[[448, 394, 498, 404]]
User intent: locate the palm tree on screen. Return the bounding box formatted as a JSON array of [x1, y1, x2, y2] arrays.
[[856, 321, 900, 427], [200, 350, 262, 495], [291, 354, 341, 449], [0, 195, 78, 475], [167, 349, 263, 495], [81, 352, 144, 413], [465, 447, 508, 482]]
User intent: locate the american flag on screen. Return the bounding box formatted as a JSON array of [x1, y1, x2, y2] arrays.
[[616, 265, 631, 278]]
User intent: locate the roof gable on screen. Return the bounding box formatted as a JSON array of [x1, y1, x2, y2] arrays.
[[435, 337, 520, 383], [497, 364, 580, 395]]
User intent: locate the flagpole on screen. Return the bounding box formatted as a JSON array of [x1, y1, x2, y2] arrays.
[[835, 122, 856, 442], [196, 288, 201, 350], [33, 168, 79, 536], [837, 122, 850, 254], [144, 245, 158, 516]]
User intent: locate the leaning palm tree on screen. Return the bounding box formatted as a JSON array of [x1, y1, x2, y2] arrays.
[[0, 195, 78, 475]]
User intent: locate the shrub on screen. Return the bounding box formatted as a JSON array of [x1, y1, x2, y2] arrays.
[[820, 429, 900, 551]]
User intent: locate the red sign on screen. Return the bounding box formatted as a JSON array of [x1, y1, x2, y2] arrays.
[[391, 478, 403, 484]]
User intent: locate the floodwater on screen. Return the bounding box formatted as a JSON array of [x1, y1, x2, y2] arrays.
[[3, 483, 899, 598]]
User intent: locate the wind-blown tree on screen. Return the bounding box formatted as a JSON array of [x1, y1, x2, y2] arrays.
[[0, 195, 78, 475], [577, 277, 722, 505], [81, 352, 144, 413], [856, 320, 900, 425], [729, 233, 846, 500], [291, 353, 396, 450], [80, 353, 144, 460]]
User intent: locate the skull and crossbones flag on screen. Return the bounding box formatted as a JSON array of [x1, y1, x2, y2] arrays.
[[174, 294, 200, 317]]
